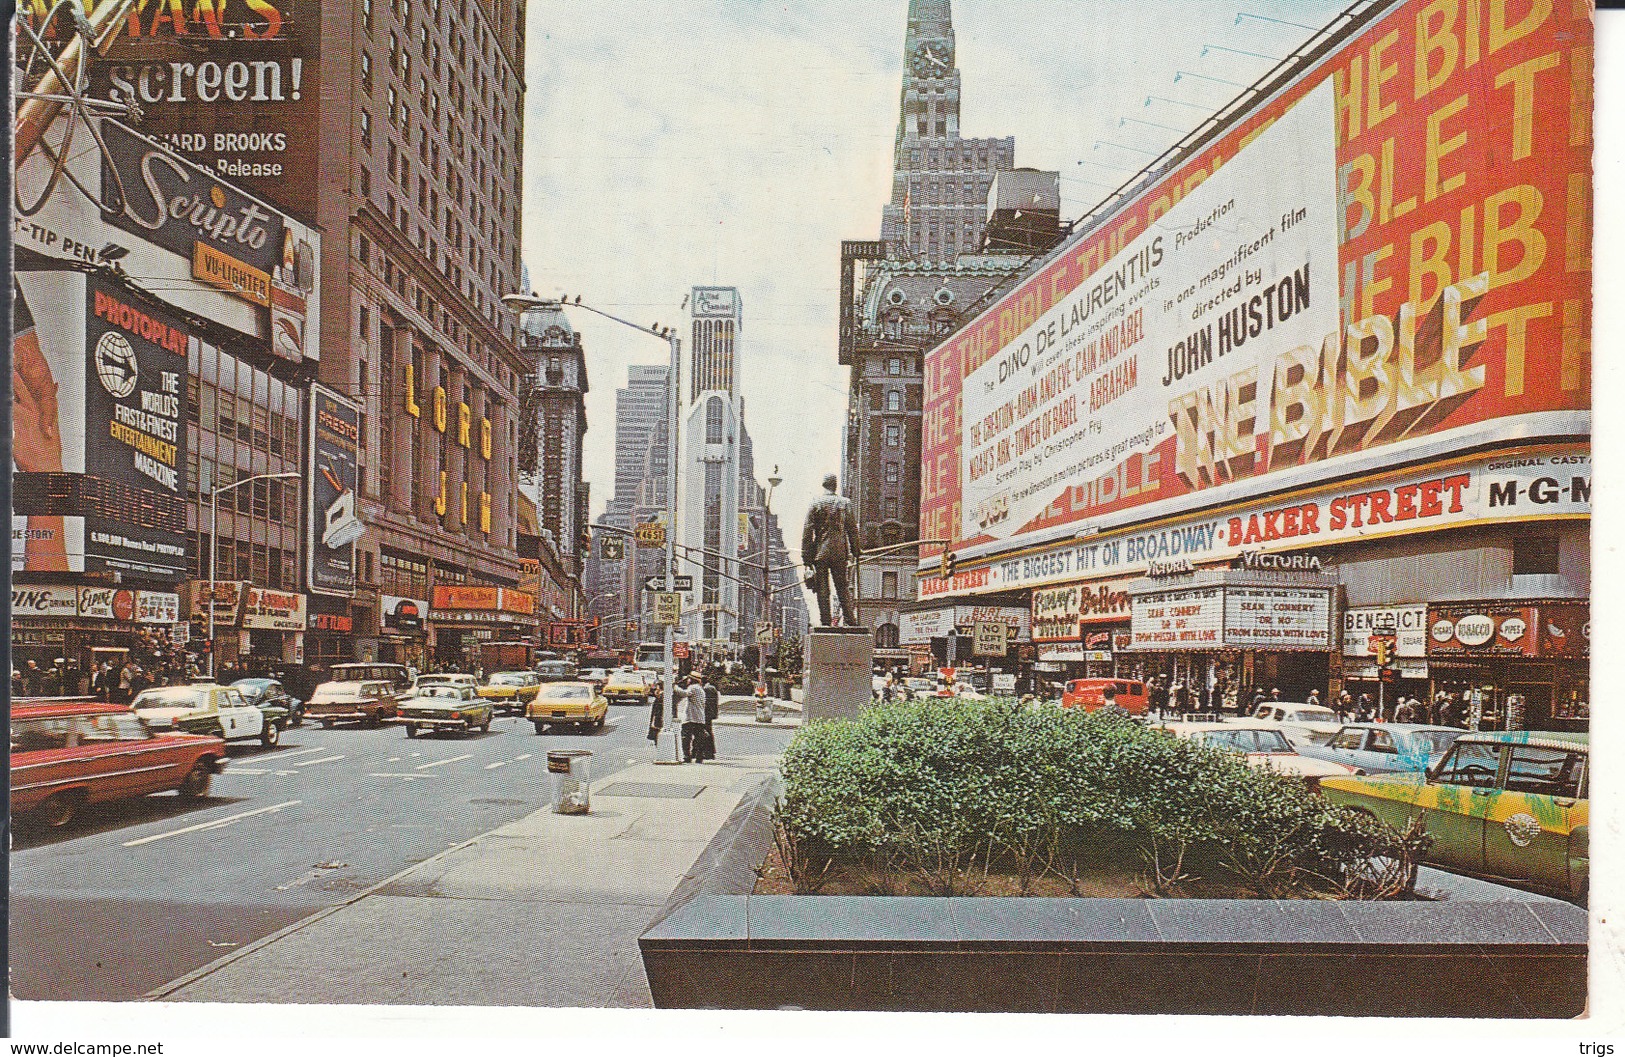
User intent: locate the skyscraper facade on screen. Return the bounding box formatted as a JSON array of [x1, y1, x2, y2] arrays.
[[680, 287, 746, 646]]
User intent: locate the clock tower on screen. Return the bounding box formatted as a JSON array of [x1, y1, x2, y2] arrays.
[[880, 0, 1015, 263]]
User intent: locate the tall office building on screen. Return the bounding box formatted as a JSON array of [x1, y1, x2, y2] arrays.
[[679, 287, 746, 646], [518, 306, 590, 611], [312, 0, 534, 667], [590, 363, 671, 648], [841, 0, 1056, 663]]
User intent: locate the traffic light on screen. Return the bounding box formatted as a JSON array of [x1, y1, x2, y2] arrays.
[[1374, 639, 1393, 666], [939, 550, 958, 579]]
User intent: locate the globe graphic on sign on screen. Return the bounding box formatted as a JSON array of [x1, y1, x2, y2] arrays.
[[94, 331, 138, 398]]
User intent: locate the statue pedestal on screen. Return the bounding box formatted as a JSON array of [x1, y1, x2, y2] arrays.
[[803, 627, 872, 723]]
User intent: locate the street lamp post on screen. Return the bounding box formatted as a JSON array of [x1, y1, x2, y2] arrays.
[[506, 292, 683, 762], [757, 467, 780, 693], [207, 471, 299, 678]]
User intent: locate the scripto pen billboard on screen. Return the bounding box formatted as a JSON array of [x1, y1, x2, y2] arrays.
[[85, 0, 320, 220], [920, 0, 1590, 561]]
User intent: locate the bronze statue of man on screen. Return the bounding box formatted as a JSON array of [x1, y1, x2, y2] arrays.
[[802, 473, 861, 628]]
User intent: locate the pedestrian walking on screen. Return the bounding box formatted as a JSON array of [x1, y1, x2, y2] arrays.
[[680, 676, 709, 763], [23, 660, 43, 697], [1335, 690, 1352, 722], [1149, 677, 1169, 719], [1354, 693, 1374, 723], [1306, 689, 1321, 710], [701, 672, 720, 762]]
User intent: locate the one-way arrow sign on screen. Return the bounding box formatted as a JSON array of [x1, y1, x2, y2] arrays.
[[645, 575, 694, 593]]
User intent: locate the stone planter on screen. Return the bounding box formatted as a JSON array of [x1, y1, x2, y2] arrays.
[[638, 778, 1586, 1017]]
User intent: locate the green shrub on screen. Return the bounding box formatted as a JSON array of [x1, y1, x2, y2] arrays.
[[773, 697, 1413, 899]]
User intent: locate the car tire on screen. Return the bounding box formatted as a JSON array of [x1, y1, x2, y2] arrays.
[[178, 761, 214, 799], [261, 721, 280, 747], [593, 715, 605, 730], [38, 791, 81, 829], [321, 719, 334, 730], [406, 724, 420, 739], [291, 710, 304, 728], [533, 722, 546, 735], [480, 716, 492, 733]]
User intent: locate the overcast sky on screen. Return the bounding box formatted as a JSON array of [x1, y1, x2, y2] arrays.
[[520, 0, 1358, 530]]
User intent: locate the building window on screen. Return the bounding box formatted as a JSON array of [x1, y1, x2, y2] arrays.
[[883, 497, 899, 520], [1513, 536, 1560, 576], [888, 358, 901, 376], [359, 109, 372, 151], [876, 623, 900, 649], [886, 390, 902, 412], [705, 396, 724, 444], [360, 51, 372, 93], [885, 423, 901, 447], [884, 462, 899, 485], [881, 572, 898, 600]]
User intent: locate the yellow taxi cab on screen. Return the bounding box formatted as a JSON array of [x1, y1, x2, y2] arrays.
[[602, 668, 654, 705], [1320, 730, 1587, 902], [526, 681, 608, 735], [477, 671, 542, 714]]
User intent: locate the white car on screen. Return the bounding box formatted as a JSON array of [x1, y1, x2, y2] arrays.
[[415, 673, 478, 693], [1242, 702, 1343, 746], [133, 684, 278, 746], [1158, 721, 1360, 790]]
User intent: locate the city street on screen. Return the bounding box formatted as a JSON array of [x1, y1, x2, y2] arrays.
[[11, 701, 795, 1002]]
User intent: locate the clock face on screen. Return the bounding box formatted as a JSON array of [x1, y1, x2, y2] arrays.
[[911, 41, 950, 77]]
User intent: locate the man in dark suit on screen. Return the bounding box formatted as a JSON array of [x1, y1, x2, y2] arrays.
[[801, 473, 861, 628]]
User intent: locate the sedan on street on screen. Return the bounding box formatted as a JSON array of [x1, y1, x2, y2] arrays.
[[526, 681, 608, 734], [1296, 723, 1465, 775], [306, 680, 400, 728], [232, 678, 304, 727], [134, 684, 283, 747], [395, 683, 493, 737], [1157, 721, 1361, 791], [603, 669, 654, 705], [1244, 702, 1343, 745]]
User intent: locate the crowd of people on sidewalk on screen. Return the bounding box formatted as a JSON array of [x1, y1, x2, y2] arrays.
[[646, 668, 722, 764]]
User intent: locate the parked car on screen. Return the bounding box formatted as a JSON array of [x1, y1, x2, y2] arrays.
[[232, 678, 305, 728], [578, 668, 611, 691], [536, 660, 579, 684], [11, 699, 228, 828], [1245, 702, 1343, 745], [306, 680, 400, 728], [395, 683, 493, 737], [526, 681, 608, 734], [603, 669, 654, 705], [133, 684, 284, 746], [327, 662, 413, 695], [1061, 678, 1149, 715], [1320, 731, 1589, 902], [1296, 724, 1465, 775], [1156, 721, 1361, 791], [903, 678, 936, 700], [476, 671, 542, 714]]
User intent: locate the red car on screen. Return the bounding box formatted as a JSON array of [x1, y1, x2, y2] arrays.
[[11, 699, 228, 829], [1060, 678, 1149, 715]]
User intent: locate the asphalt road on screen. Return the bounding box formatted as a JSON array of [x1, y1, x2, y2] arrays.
[[11, 698, 794, 1002]]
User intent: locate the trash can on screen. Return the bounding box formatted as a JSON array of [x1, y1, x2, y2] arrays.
[[547, 749, 592, 814]]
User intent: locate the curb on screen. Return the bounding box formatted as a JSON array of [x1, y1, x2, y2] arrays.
[[142, 753, 672, 1001], [643, 771, 781, 934]]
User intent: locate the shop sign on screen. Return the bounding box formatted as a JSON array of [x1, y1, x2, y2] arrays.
[[310, 613, 353, 633], [11, 586, 79, 617], [922, 2, 1590, 560], [1540, 604, 1590, 658], [381, 595, 425, 633], [430, 585, 535, 616], [972, 621, 1009, 657], [308, 383, 362, 596], [1342, 606, 1428, 659], [1345, 659, 1430, 680], [900, 608, 957, 646], [191, 580, 247, 621], [547, 622, 596, 648], [1222, 587, 1331, 651], [1428, 605, 1541, 657], [135, 591, 181, 624], [1030, 577, 1135, 642], [958, 605, 1030, 642], [242, 588, 307, 630], [1233, 552, 1323, 574], [78, 587, 136, 621], [919, 447, 1591, 599], [1129, 587, 1223, 650]]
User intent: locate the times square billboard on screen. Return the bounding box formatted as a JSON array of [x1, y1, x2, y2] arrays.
[[918, 0, 1591, 591], [80, 0, 322, 220]]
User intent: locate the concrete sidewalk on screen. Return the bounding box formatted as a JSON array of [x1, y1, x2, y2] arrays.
[[152, 747, 789, 1008]]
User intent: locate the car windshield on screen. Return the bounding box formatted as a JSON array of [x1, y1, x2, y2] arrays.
[[133, 688, 206, 709], [1412, 730, 1464, 755], [421, 687, 466, 699], [489, 673, 529, 685], [1289, 706, 1336, 721], [316, 683, 367, 699], [543, 686, 591, 701]]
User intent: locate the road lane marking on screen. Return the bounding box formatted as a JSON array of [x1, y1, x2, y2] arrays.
[[484, 761, 508, 770], [221, 768, 270, 775], [386, 757, 401, 763], [367, 773, 435, 780], [294, 755, 346, 767], [408, 752, 422, 758], [415, 754, 472, 770], [515, 754, 533, 761], [123, 800, 302, 846], [264, 747, 331, 759]]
